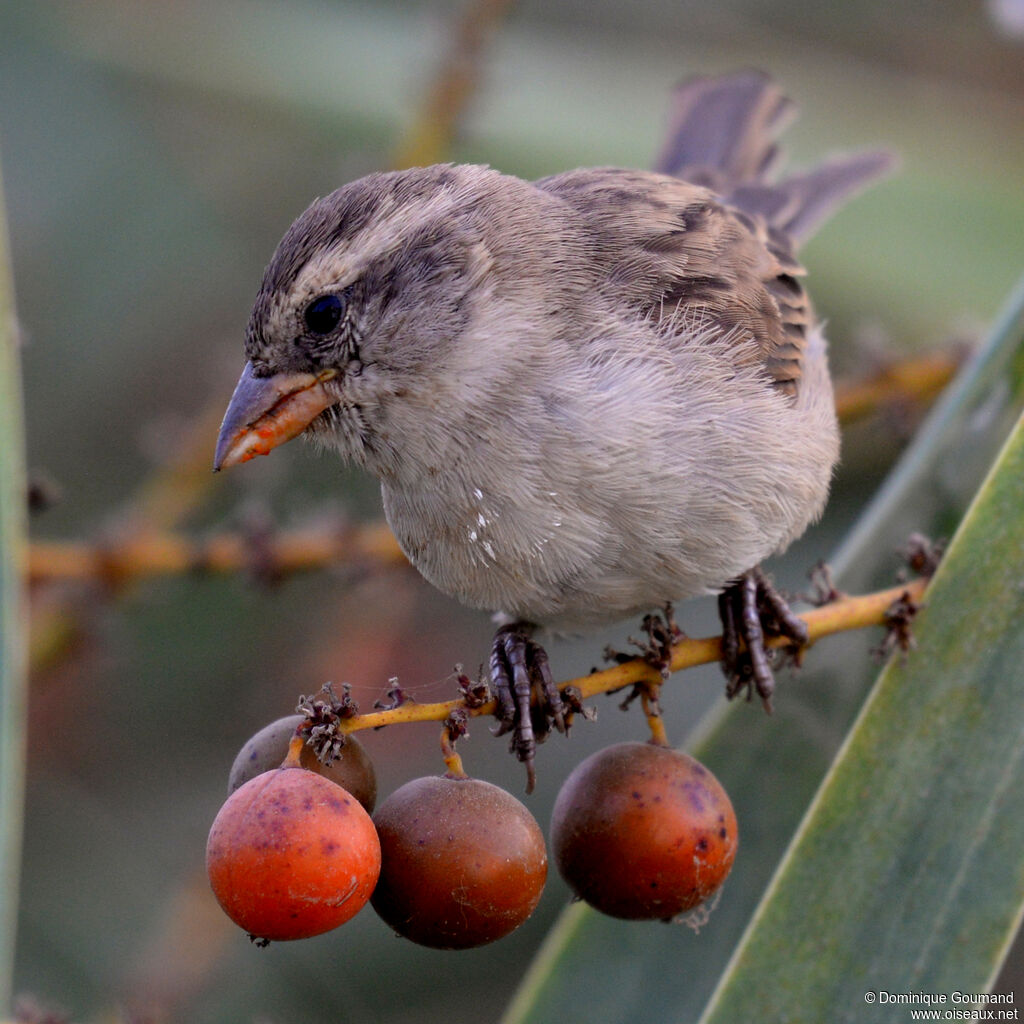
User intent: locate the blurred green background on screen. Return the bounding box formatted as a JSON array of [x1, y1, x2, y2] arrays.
[[2, 0, 1023, 1021]]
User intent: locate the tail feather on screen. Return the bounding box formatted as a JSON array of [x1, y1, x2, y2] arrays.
[[756, 150, 898, 244], [653, 70, 794, 188], [654, 71, 895, 246]]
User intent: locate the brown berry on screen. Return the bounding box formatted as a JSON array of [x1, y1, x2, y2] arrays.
[[371, 775, 547, 948], [207, 767, 381, 941], [550, 742, 737, 920], [227, 714, 377, 812]]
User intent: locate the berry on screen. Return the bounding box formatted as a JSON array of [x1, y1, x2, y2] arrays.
[[207, 767, 381, 941], [371, 775, 547, 948], [550, 742, 737, 920], [228, 714, 376, 812]]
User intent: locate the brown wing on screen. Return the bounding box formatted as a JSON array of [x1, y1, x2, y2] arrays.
[[539, 72, 892, 396], [538, 167, 812, 399]]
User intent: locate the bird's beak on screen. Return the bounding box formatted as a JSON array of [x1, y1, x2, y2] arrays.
[[213, 361, 338, 471]]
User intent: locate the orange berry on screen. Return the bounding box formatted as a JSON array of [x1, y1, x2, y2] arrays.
[[551, 742, 737, 920], [207, 767, 381, 942]]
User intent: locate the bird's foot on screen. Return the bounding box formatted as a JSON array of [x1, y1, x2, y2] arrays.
[[717, 567, 808, 711], [490, 623, 566, 793]]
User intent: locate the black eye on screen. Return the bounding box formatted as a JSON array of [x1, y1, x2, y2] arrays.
[[304, 294, 344, 335]]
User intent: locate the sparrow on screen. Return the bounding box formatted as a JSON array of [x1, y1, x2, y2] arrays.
[[214, 71, 893, 789]]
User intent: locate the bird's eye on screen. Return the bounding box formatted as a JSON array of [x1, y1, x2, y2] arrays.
[[304, 294, 344, 335]]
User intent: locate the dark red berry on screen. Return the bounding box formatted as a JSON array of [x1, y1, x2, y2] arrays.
[[551, 742, 737, 920], [371, 775, 547, 948]]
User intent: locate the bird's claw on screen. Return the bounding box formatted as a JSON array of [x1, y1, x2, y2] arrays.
[[718, 567, 808, 711], [490, 623, 566, 793]]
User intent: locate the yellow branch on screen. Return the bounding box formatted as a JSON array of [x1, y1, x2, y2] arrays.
[[390, 0, 516, 170], [28, 521, 406, 585], [834, 346, 962, 424], [336, 578, 928, 734]]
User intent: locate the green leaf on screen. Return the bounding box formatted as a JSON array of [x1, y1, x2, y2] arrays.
[[0, 154, 28, 1011], [699, 406, 1024, 1022], [502, 275, 1024, 1024]]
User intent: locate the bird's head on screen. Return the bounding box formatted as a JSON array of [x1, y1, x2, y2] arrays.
[[213, 164, 510, 472]]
